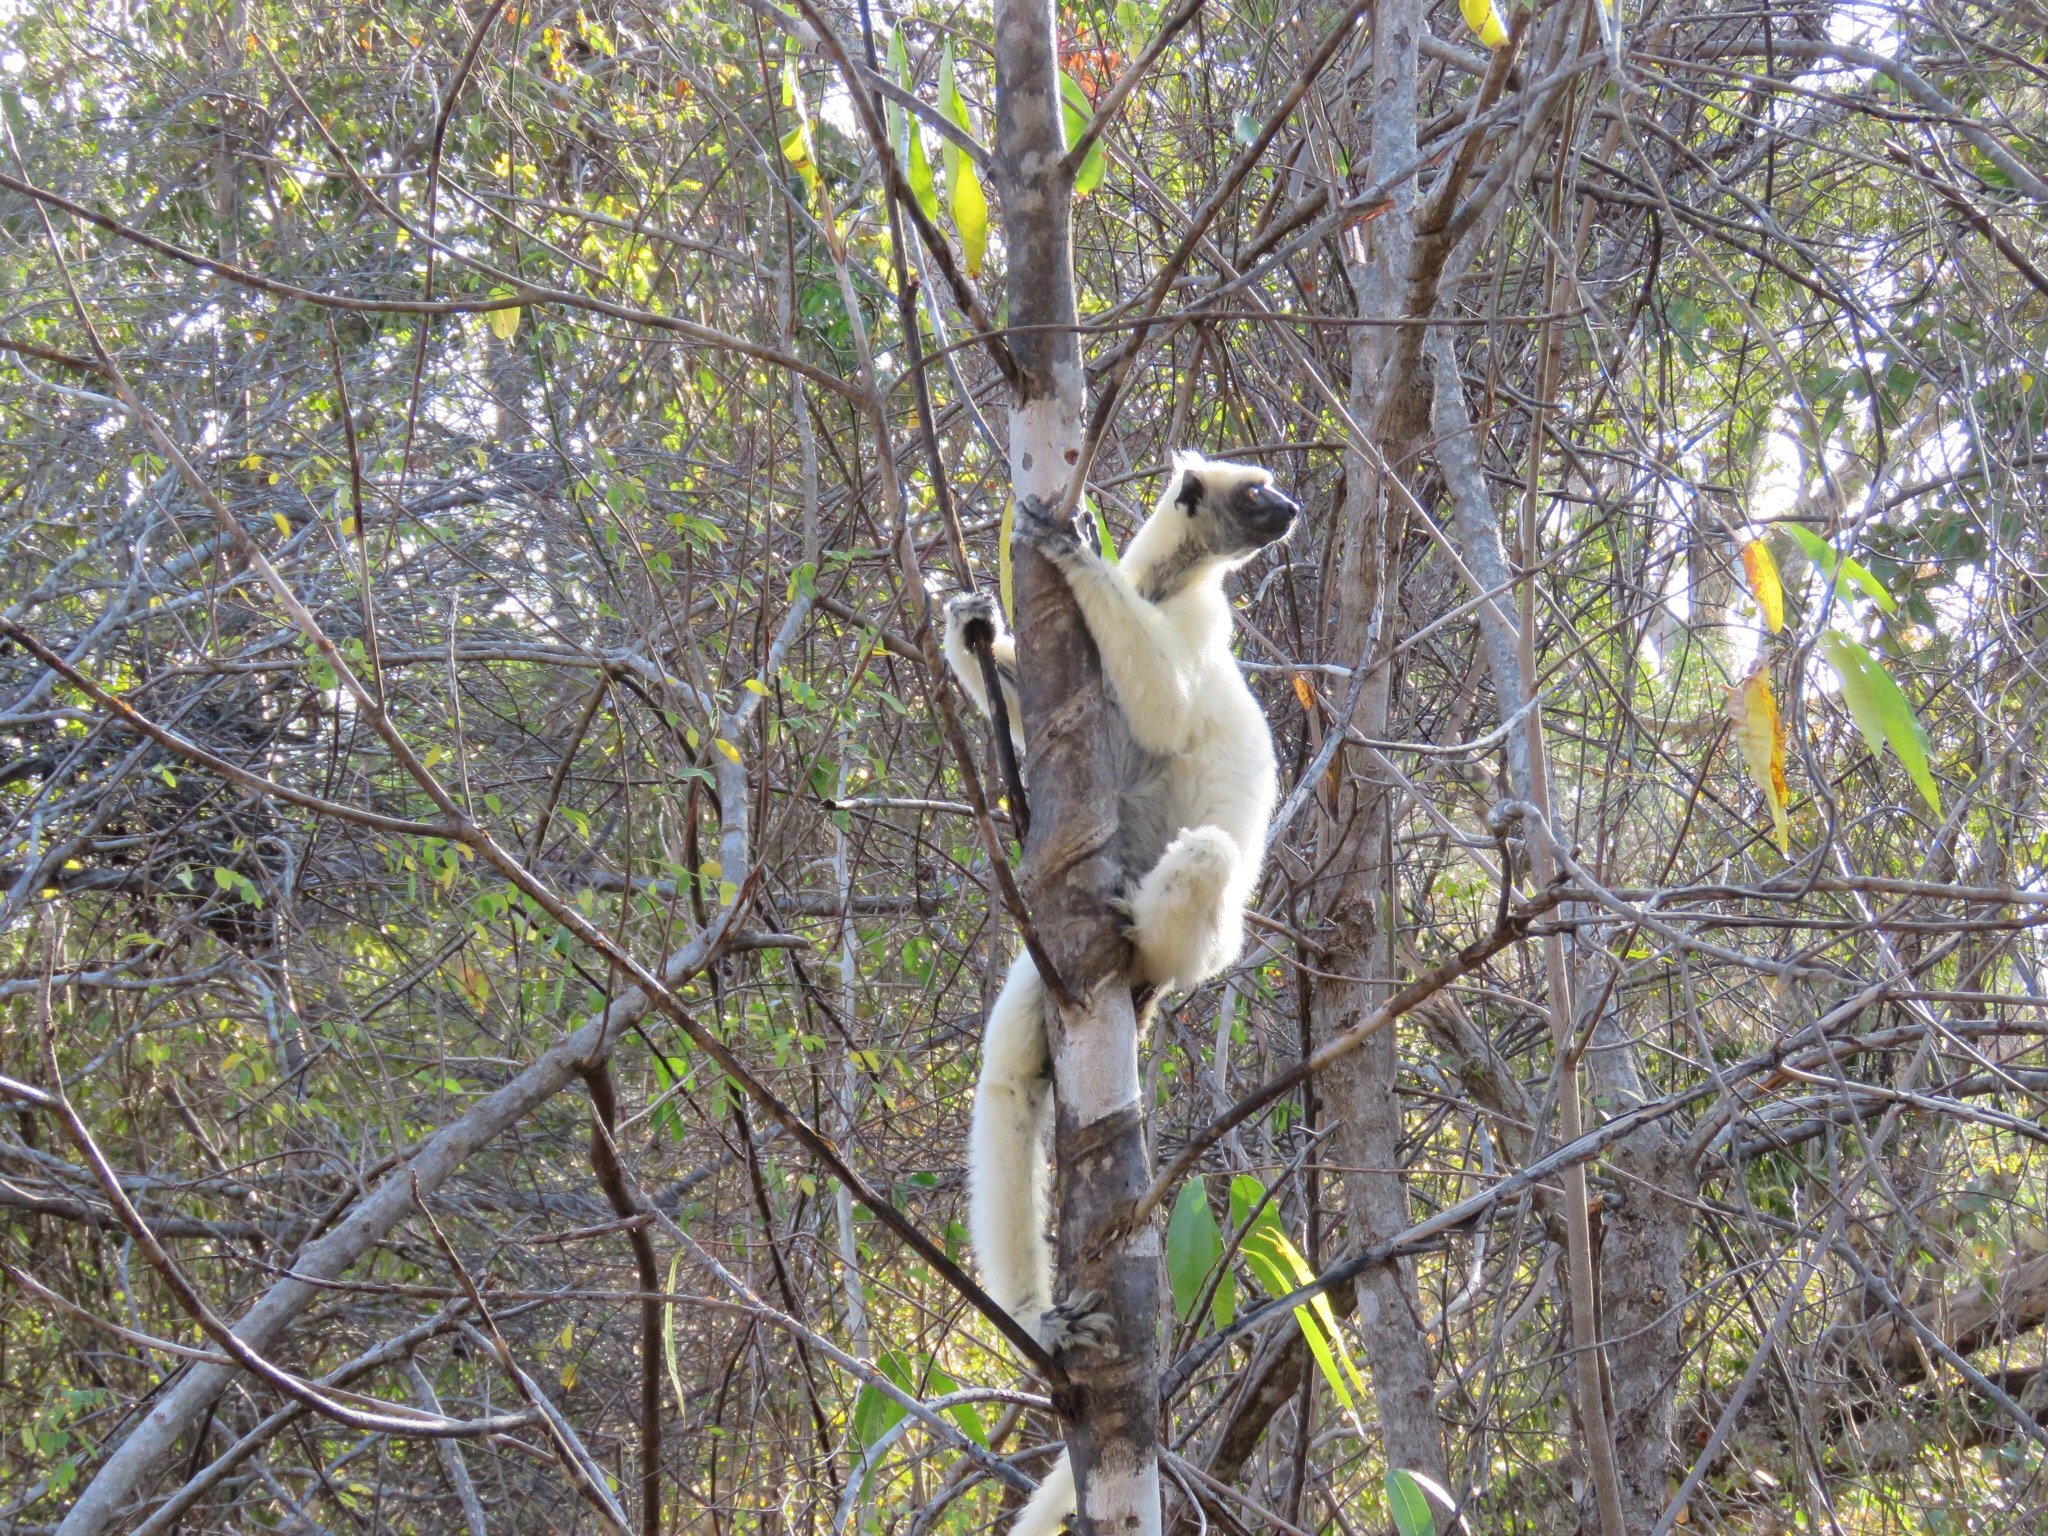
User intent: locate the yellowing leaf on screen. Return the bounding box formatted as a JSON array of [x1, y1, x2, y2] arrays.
[[1231, 1176, 1368, 1408], [559, 1360, 576, 1390], [241, 453, 263, 472], [998, 497, 1015, 621], [272, 512, 293, 540], [1821, 631, 1941, 814], [1460, 0, 1510, 49], [938, 45, 989, 276], [712, 737, 743, 765], [779, 57, 832, 228], [1291, 674, 1315, 713], [1740, 539, 1784, 633], [1728, 667, 1791, 854], [664, 1252, 689, 1413], [454, 960, 490, 1009], [743, 677, 769, 697], [558, 1323, 574, 1349], [487, 302, 522, 341]]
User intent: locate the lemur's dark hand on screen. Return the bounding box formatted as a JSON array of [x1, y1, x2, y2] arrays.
[[944, 590, 1000, 648], [1013, 495, 1083, 560], [1039, 1290, 1117, 1355]]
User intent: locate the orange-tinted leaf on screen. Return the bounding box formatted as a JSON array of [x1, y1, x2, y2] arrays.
[[1741, 539, 1785, 634], [1728, 666, 1791, 854]]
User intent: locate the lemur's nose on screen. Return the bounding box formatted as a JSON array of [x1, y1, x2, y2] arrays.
[[1243, 484, 1300, 525]]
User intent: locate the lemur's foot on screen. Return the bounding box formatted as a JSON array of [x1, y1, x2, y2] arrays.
[[1013, 496, 1082, 559], [1038, 1290, 1116, 1354], [1104, 884, 1139, 939], [944, 590, 999, 645]]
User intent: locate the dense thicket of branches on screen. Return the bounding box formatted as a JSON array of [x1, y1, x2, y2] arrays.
[[4, 0, 2048, 1532]]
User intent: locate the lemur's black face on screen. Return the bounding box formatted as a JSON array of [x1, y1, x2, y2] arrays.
[[1177, 470, 1300, 554]]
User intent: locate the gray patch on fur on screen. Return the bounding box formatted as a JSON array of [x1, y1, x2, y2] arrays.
[[1136, 540, 1211, 603]]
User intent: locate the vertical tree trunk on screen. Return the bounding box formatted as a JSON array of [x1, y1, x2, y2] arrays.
[[1310, 0, 1450, 1503], [992, 2, 1161, 1531]]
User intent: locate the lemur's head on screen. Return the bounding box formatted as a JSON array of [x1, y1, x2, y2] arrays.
[[1127, 450, 1302, 601], [1166, 451, 1300, 558]]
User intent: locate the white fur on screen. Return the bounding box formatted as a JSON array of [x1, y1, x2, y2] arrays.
[[943, 453, 1291, 1536]]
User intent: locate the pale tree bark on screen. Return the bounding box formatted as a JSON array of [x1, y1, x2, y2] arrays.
[[993, 1, 1162, 1531]]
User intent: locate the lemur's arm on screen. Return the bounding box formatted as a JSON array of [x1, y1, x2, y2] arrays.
[[941, 593, 1024, 760], [1013, 498, 1196, 755]]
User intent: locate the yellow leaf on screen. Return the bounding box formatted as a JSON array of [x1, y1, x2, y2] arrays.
[[1740, 539, 1785, 633], [1728, 668, 1791, 854], [998, 499, 1015, 621], [559, 1323, 574, 1349], [743, 677, 769, 697], [713, 737, 742, 764], [1460, 0, 1510, 49], [1291, 674, 1315, 713], [559, 1360, 576, 1390], [455, 960, 490, 1008], [272, 512, 292, 539], [487, 303, 522, 341], [242, 453, 263, 472]]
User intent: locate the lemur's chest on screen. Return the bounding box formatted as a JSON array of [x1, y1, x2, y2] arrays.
[[1112, 662, 1276, 877]]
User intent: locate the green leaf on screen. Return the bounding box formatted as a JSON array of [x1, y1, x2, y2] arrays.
[[851, 1349, 911, 1448], [1166, 1178, 1224, 1324], [1385, 1468, 1440, 1536], [1821, 631, 1941, 813], [924, 1361, 989, 1445], [650, 1054, 690, 1144], [1783, 524, 1897, 614], [938, 46, 988, 276], [888, 30, 940, 224], [1092, 502, 1118, 564], [1061, 73, 1106, 196]]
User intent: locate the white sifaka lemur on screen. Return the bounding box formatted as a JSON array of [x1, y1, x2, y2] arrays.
[[942, 451, 1299, 1536]]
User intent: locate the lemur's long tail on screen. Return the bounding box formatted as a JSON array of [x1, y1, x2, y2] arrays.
[[968, 952, 1053, 1326], [1010, 1453, 1074, 1536]]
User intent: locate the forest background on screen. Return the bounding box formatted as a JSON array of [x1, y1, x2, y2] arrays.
[[3, 1, 2048, 1533]]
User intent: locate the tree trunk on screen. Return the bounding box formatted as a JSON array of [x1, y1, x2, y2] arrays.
[[993, 1, 1161, 1530], [1308, 0, 1449, 1500]]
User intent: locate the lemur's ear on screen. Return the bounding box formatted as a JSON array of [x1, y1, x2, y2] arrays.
[[1175, 471, 1204, 513]]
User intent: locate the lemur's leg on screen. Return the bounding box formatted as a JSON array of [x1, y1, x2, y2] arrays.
[[1012, 499, 1193, 756], [969, 952, 1053, 1332], [942, 593, 1024, 759], [1009, 1452, 1075, 1536], [1125, 826, 1246, 991]]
